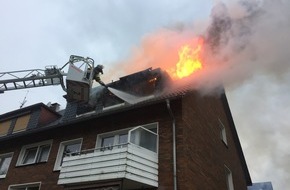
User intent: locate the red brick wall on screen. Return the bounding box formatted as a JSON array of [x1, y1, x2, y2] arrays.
[[0, 102, 170, 190], [0, 94, 249, 190], [0, 133, 63, 190], [177, 92, 248, 190], [38, 107, 60, 127]]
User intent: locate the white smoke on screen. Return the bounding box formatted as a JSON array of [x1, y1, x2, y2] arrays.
[[203, 0, 290, 91], [108, 0, 290, 95]]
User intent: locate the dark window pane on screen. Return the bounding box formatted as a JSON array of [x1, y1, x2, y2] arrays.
[[61, 142, 81, 166], [37, 145, 50, 162], [101, 136, 114, 147], [27, 186, 39, 190], [130, 127, 157, 152], [65, 143, 81, 154], [22, 147, 37, 164], [0, 155, 12, 175], [118, 134, 128, 144]]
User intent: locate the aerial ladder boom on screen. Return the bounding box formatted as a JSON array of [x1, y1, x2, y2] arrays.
[[0, 67, 66, 93], [0, 55, 95, 103]]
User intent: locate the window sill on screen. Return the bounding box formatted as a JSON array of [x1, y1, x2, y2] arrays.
[[16, 161, 48, 167], [0, 174, 7, 179], [53, 166, 61, 172]]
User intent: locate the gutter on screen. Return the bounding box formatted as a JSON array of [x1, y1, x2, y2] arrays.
[[166, 99, 177, 190]]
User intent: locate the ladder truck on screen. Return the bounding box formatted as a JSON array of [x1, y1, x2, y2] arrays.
[[0, 55, 95, 103]]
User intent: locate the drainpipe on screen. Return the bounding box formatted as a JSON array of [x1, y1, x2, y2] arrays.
[[166, 99, 177, 190]]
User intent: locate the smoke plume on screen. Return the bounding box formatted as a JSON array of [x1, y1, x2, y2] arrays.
[[107, 0, 290, 94]]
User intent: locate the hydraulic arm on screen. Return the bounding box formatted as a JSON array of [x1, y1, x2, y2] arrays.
[[0, 55, 95, 103], [0, 66, 66, 93]]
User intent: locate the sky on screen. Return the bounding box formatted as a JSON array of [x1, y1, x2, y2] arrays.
[[0, 0, 289, 189]]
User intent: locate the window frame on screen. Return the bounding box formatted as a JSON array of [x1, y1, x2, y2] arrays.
[[16, 140, 52, 166], [225, 165, 234, 190], [128, 126, 158, 153], [53, 138, 83, 171], [96, 128, 130, 151], [219, 118, 228, 146], [9, 182, 41, 190], [0, 120, 11, 136], [0, 152, 13, 178], [96, 122, 159, 152], [13, 114, 31, 134]]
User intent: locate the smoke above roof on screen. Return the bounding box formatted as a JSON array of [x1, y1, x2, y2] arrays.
[[106, 0, 290, 95]]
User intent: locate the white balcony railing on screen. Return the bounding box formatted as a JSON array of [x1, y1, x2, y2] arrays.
[[58, 141, 158, 189]]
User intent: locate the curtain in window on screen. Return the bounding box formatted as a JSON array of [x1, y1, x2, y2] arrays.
[[0, 156, 12, 175]]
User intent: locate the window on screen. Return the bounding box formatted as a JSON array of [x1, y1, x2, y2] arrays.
[[17, 140, 52, 166], [99, 133, 128, 151], [118, 133, 128, 144], [54, 138, 82, 171], [129, 126, 158, 153], [101, 136, 115, 147], [13, 114, 31, 133], [0, 120, 11, 136], [225, 165, 234, 190], [0, 152, 13, 178], [219, 118, 228, 145], [9, 182, 40, 190], [96, 123, 158, 152]]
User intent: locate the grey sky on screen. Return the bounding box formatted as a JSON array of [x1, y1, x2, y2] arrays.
[[0, 0, 289, 189]]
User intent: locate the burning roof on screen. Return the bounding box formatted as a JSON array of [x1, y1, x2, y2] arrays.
[[75, 34, 210, 116], [0, 65, 224, 141], [76, 67, 172, 115], [76, 62, 223, 118]]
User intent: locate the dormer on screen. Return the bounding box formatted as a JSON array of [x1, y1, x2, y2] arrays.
[[0, 103, 61, 138]]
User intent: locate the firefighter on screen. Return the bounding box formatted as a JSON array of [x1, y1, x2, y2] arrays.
[[93, 65, 107, 88]]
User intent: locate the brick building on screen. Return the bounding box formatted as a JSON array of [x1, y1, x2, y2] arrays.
[[0, 68, 252, 190]]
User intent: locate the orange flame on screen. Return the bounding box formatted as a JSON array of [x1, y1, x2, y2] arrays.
[[168, 37, 204, 79]]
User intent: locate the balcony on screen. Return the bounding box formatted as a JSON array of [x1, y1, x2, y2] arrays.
[[58, 127, 158, 189]]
